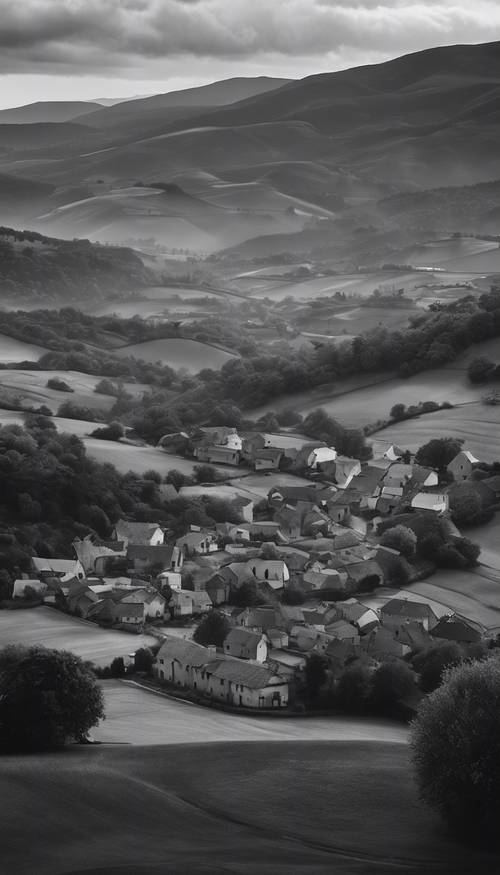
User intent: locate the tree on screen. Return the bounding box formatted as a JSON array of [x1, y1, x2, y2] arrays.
[[0, 645, 104, 750], [282, 585, 305, 605], [336, 661, 372, 713], [305, 653, 328, 700], [449, 485, 490, 526], [133, 647, 154, 673], [370, 660, 415, 714], [110, 656, 126, 677], [467, 356, 496, 384], [412, 642, 464, 693], [380, 524, 417, 559], [415, 438, 463, 472], [193, 465, 218, 484], [193, 611, 231, 647], [90, 422, 124, 441], [390, 403, 407, 421], [230, 579, 265, 608], [411, 657, 500, 843]]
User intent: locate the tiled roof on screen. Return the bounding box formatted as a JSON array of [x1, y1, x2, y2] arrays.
[[157, 637, 211, 664], [207, 659, 277, 689], [115, 520, 162, 543]]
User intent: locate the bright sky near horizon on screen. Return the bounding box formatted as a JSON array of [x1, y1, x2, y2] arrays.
[[1, 0, 500, 109]]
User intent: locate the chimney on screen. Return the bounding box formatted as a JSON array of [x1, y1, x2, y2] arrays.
[[206, 645, 217, 658]]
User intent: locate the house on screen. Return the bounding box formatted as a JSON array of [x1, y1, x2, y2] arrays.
[[219, 562, 254, 589], [176, 529, 218, 557], [195, 659, 289, 708], [127, 543, 183, 574], [483, 475, 500, 500], [73, 534, 126, 574], [190, 591, 213, 615], [216, 522, 251, 543], [307, 446, 337, 469], [111, 601, 145, 631], [302, 568, 346, 593], [12, 579, 48, 599], [243, 520, 284, 540], [267, 649, 306, 679], [254, 447, 283, 471], [156, 569, 182, 591], [113, 520, 164, 546], [67, 586, 100, 619], [155, 637, 213, 686], [169, 590, 196, 617], [206, 573, 232, 606], [266, 628, 289, 650], [120, 588, 166, 620], [274, 505, 303, 540], [325, 620, 360, 643], [381, 597, 438, 631], [157, 431, 190, 454], [345, 559, 384, 590], [411, 492, 449, 513], [431, 615, 485, 644], [362, 625, 411, 659], [194, 445, 241, 466], [32, 557, 85, 581], [224, 628, 268, 662], [323, 456, 361, 488], [237, 605, 280, 631], [197, 426, 242, 450], [337, 599, 379, 633], [246, 558, 290, 588], [277, 605, 306, 631], [447, 450, 480, 482], [268, 484, 322, 509], [291, 626, 333, 654]]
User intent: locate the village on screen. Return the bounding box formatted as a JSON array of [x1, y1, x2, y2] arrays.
[[13, 423, 500, 714]]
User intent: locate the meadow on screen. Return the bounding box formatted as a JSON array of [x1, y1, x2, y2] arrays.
[[371, 401, 500, 462], [0, 608, 157, 666], [115, 337, 237, 372], [0, 333, 47, 363], [0, 368, 148, 413], [3, 738, 496, 875]]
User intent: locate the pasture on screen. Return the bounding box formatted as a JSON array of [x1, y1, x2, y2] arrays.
[[0, 368, 148, 413], [115, 337, 237, 372], [2, 738, 496, 875], [404, 567, 500, 633], [229, 471, 314, 499], [0, 608, 158, 666], [371, 401, 500, 462], [0, 333, 47, 363], [84, 441, 242, 478]]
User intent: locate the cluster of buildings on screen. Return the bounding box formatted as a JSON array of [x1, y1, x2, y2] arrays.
[[16, 435, 496, 710]]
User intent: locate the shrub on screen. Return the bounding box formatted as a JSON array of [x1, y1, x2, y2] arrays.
[[336, 661, 372, 713], [370, 659, 416, 715], [412, 642, 464, 693], [90, 421, 124, 441], [411, 657, 500, 843], [47, 377, 74, 392]]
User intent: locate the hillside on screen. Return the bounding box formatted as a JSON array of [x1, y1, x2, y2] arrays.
[[2, 741, 496, 874], [0, 227, 153, 304], [0, 101, 101, 124]]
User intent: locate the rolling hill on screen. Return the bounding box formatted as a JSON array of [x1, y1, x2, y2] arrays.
[[0, 101, 101, 124], [2, 741, 496, 874]]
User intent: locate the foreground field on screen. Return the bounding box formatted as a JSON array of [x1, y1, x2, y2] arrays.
[[0, 608, 157, 666], [372, 401, 500, 462], [2, 740, 496, 875], [97, 680, 407, 745]]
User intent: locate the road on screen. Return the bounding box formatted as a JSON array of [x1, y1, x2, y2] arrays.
[[96, 680, 408, 745]]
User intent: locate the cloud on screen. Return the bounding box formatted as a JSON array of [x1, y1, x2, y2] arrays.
[[0, 0, 499, 76]]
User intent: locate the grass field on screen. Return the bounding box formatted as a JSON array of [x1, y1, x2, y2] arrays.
[[97, 680, 408, 745], [371, 401, 500, 462], [404, 567, 500, 633], [0, 607, 158, 666], [0, 333, 47, 363], [0, 368, 148, 413], [115, 337, 238, 372], [2, 739, 496, 875], [85, 441, 243, 478]]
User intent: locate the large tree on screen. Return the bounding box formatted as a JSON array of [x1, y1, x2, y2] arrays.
[[0, 645, 104, 750], [193, 611, 232, 647], [415, 437, 463, 472], [411, 657, 500, 843]]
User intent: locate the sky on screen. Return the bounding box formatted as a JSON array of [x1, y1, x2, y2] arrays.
[[1, 0, 500, 109]]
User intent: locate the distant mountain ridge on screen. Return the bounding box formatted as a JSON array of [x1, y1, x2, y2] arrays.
[[0, 101, 101, 124]]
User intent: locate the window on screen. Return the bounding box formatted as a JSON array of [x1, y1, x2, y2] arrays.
[[220, 679, 224, 686]]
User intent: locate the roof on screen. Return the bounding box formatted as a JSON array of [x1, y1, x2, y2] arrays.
[[113, 602, 144, 619], [225, 627, 264, 654], [255, 448, 283, 462], [127, 544, 175, 563], [326, 620, 359, 639], [114, 520, 162, 543], [269, 485, 320, 504], [176, 531, 216, 548], [346, 560, 384, 583], [157, 637, 211, 665], [190, 591, 212, 608], [32, 558, 80, 574], [382, 598, 435, 620], [411, 493, 447, 510], [207, 659, 279, 689], [431, 616, 484, 643]]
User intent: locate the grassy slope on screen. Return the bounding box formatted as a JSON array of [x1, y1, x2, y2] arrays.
[[0, 608, 158, 667], [2, 741, 497, 874]]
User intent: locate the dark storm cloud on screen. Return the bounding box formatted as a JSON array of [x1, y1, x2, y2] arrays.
[[0, 1, 499, 74]]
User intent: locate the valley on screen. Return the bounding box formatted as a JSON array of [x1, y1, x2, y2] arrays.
[[2, 38, 500, 874]]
